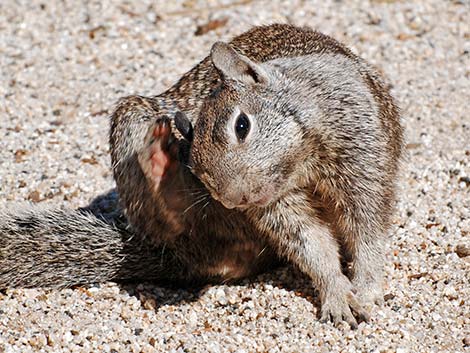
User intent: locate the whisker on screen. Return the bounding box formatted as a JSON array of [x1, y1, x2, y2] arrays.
[[198, 199, 211, 220], [160, 244, 166, 267], [189, 193, 211, 219], [257, 246, 267, 258], [189, 190, 209, 197], [183, 196, 209, 215]]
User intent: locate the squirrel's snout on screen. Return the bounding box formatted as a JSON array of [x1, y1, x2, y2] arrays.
[[217, 191, 246, 209], [220, 184, 273, 209]]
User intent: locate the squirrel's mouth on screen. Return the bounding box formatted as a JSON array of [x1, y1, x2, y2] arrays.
[[249, 193, 272, 208], [217, 191, 273, 210]]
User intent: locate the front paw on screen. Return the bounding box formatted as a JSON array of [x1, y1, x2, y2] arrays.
[[352, 277, 385, 307], [320, 277, 370, 329]]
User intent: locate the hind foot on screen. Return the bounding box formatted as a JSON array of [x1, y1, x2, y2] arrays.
[[138, 117, 180, 191]]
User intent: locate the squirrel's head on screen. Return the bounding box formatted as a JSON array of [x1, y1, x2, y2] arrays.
[[186, 42, 305, 209]]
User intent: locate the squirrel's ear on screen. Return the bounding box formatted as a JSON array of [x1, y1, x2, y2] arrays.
[[174, 111, 194, 142], [210, 42, 268, 85]]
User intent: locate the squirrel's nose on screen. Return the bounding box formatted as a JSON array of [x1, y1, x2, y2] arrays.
[[221, 186, 249, 209], [238, 195, 249, 206]]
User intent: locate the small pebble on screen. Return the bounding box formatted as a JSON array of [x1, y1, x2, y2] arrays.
[[455, 244, 470, 258]]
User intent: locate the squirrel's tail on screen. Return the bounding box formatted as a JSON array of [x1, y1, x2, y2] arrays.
[[0, 201, 187, 290]]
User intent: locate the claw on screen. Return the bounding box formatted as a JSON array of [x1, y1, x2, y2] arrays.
[[319, 279, 370, 329], [344, 316, 358, 330], [347, 291, 371, 323]]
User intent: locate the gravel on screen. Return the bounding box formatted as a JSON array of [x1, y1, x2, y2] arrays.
[[0, 0, 469, 352]]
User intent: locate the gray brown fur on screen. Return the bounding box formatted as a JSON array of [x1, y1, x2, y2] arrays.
[[188, 32, 403, 327], [0, 25, 403, 327]]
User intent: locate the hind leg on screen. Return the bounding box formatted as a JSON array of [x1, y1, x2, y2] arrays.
[[138, 117, 180, 191], [109, 96, 194, 242]]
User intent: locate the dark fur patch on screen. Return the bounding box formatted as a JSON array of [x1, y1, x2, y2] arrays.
[[14, 215, 39, 230]]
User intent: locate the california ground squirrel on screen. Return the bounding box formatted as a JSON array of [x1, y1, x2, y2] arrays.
[[0, 24, 403, 328]]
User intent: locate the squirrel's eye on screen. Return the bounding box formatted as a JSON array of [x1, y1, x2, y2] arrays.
[[235, 112, 250, 142]]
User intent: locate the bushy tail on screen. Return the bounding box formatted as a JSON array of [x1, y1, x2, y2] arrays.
[[0, 201, 188, 289]]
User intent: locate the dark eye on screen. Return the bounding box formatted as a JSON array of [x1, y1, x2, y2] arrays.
[[235, 112, 250, 142]]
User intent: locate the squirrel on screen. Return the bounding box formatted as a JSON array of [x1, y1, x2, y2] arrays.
[[0, 24, 403, 328]]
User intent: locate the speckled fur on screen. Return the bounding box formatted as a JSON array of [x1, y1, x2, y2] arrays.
[[0, 25, 403, 327], [189, 36, 403, 326]]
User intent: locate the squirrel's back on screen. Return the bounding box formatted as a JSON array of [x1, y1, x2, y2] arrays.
[[166, 24, 357, 115]]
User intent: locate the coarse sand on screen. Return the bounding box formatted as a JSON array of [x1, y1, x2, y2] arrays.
[[0, 1, 468, 352]]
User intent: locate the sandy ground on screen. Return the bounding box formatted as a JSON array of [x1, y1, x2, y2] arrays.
[[0, 0, 469, 352]]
